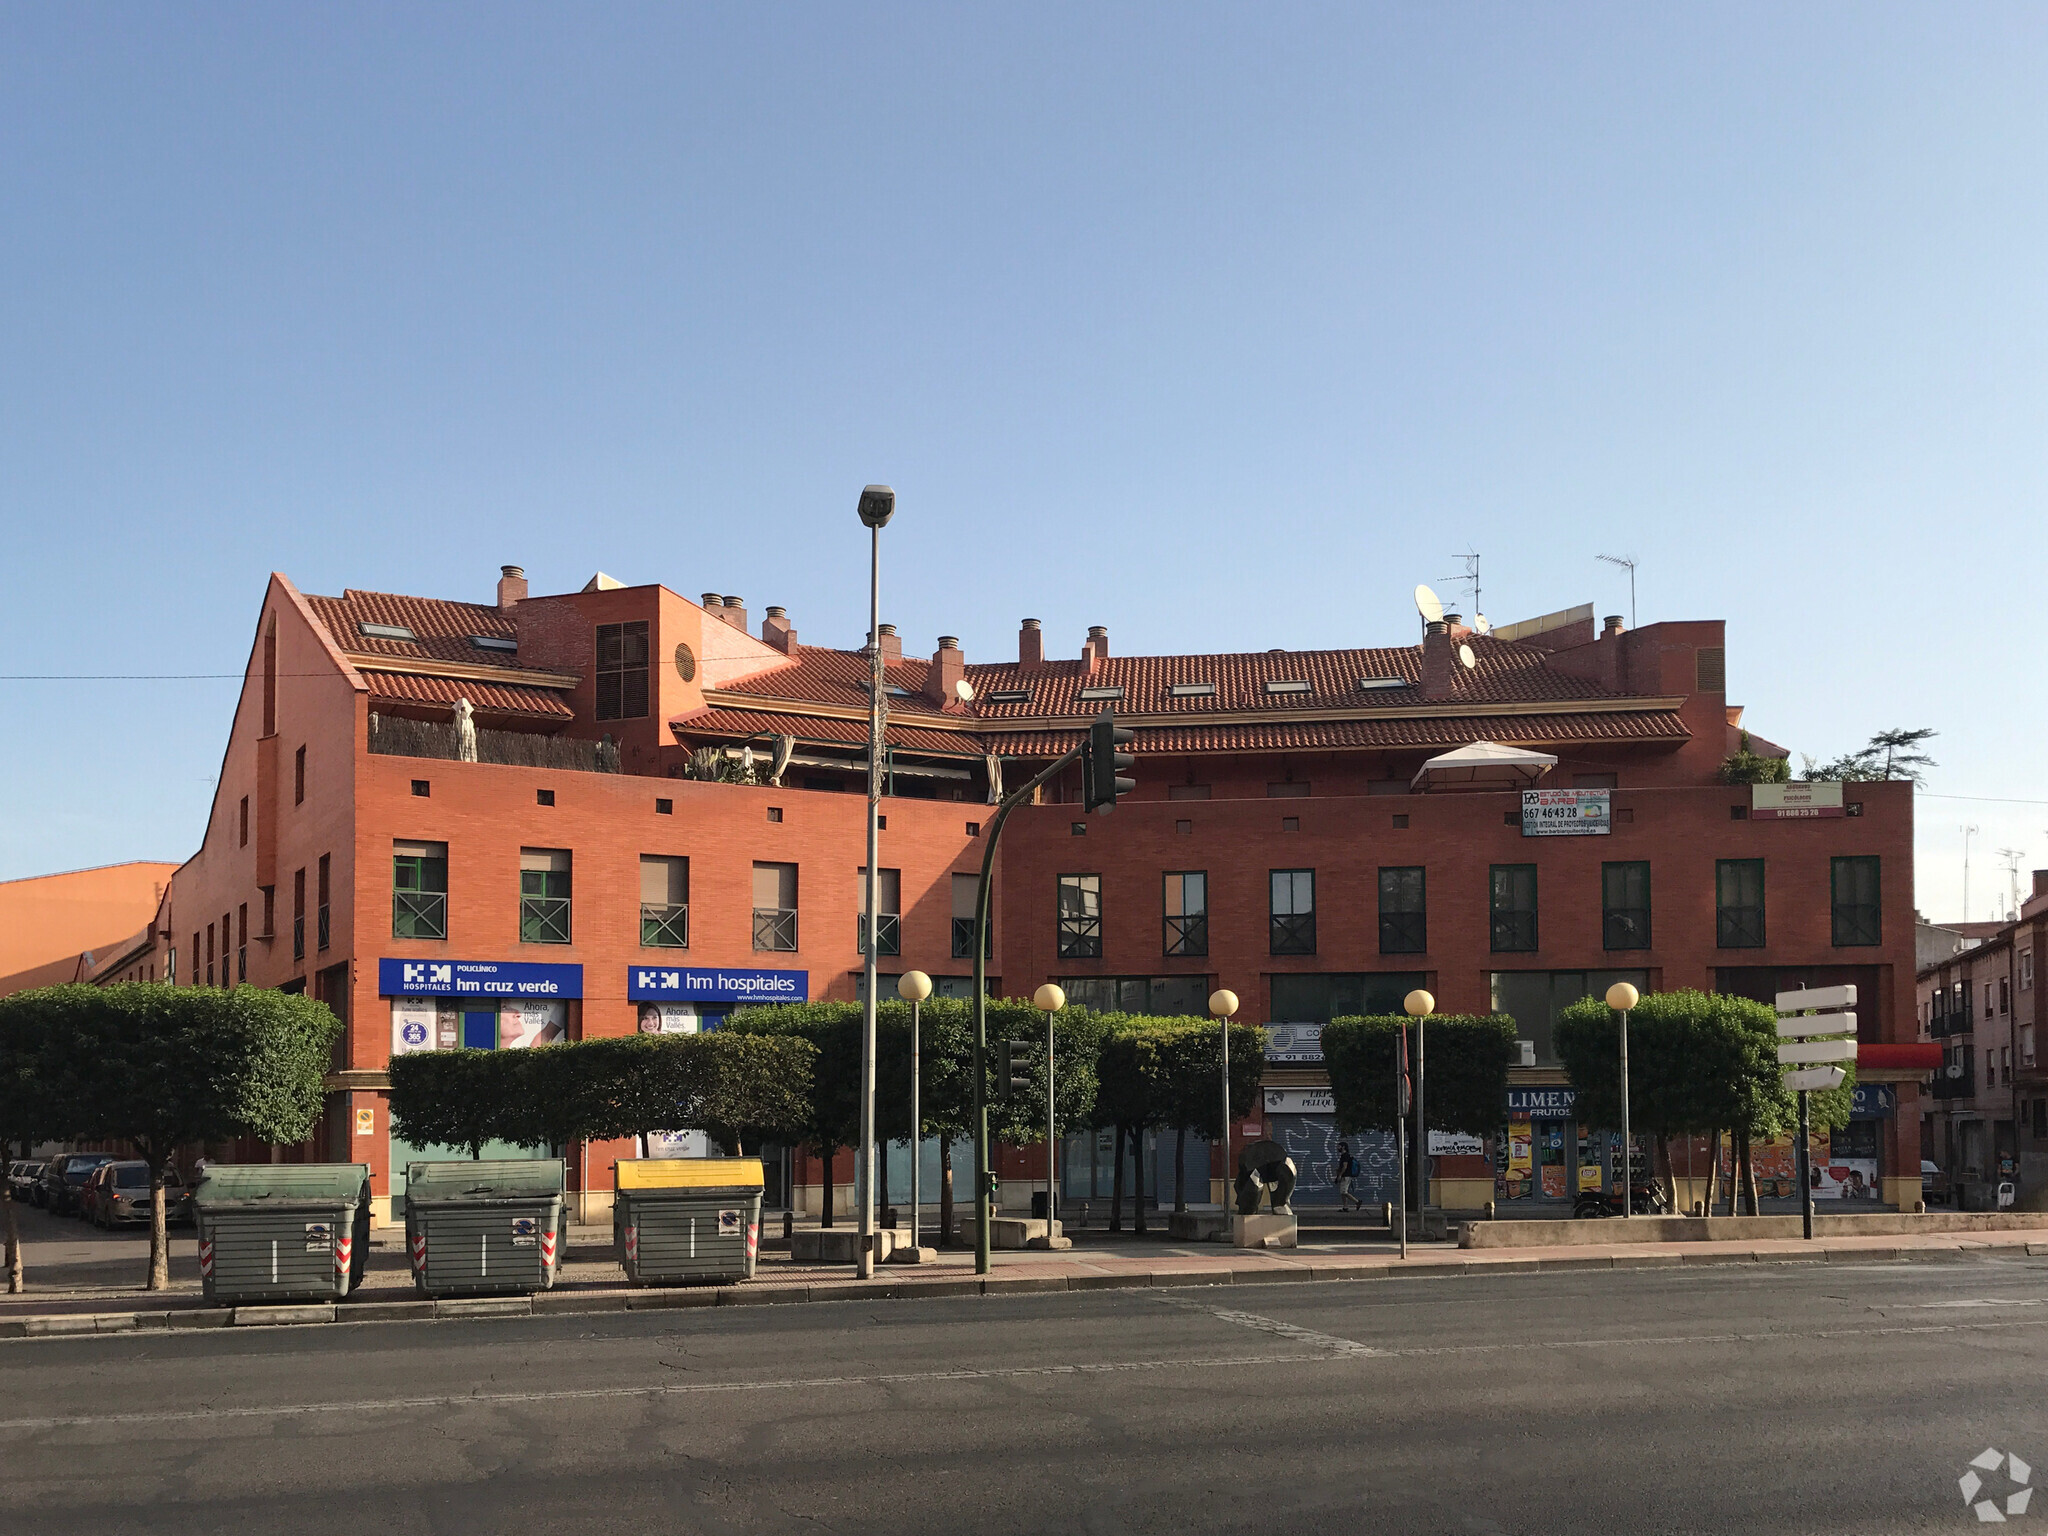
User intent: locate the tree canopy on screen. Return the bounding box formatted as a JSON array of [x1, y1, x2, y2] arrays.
[[1803, 727, 1938, 786], [1321, 1014, 1517, 1138]]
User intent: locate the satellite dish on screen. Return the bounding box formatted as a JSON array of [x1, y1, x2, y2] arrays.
[[1414, 584, 1444, 624], [1458, 644, 1476, 670], [954, 678, 974, 703], [1473, 614, 1490, 635]]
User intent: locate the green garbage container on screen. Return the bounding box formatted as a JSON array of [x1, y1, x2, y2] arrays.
[[193, 1164, 372, 1305], [406, 1159, 565, 1298], [613, 1157, 765, 1285]]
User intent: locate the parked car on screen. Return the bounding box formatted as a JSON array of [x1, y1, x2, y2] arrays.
[[6, 1161, 42, 1200], [91, 1162, 187, 1229], [38, 1153, 115, 1216]]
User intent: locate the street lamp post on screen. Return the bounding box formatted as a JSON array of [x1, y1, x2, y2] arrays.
[[855, 484, 895, 1280], [1033, 984, 1066, 1237], [899, 971, 932, 1251], [1606, 982, 1640, 1218], [1404, 990, 1434, 1236], [1210, 990, 1239, 1212]]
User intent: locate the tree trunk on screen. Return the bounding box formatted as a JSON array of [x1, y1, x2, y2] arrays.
[[1133, 1129, 1148, 1234], [820, 1146, 836, 1228], [1735, 1135, 1754, 1216], [938, 1137, 955, 1247], [1704, 1131, 1721, 1219], [3, 1183, 22, 1294], [1654, 1135, 1676, 1213], [1174, 1126, 1188, 1213], [147, 1155, 170, 1292], [1743, 1136, 1761, 1215], [1109, 1124, 1126, 1232]]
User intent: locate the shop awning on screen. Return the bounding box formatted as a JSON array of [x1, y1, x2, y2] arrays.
[[1411, 739, 1559, 791]]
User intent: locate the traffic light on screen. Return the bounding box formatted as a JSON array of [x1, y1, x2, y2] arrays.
[[1084, 709, 1135, 814], [998, 1040, 1033, 1101]]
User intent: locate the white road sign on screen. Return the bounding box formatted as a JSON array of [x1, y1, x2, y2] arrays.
[[1783, 1066, 1848, 1092], [1778, 1038, 1859, 1066], [1778, 1012, 1856, 1039], [1775, 985, 1857, 1015]]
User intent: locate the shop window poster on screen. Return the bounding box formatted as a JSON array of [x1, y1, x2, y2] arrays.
[[637, 1002, 701, 1035], [500, 999, 568, 1049]]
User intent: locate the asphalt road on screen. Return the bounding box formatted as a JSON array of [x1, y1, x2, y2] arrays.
[[2, 1254, 2045, 1535]]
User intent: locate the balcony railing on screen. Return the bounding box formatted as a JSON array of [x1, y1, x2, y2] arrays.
[[1164, 912, 1209, 958], [1717, 906, 1766, 949], [1379, 911, 1426, 955], [641, 903, 690, 949], [857, 912, 901, 957], [1602, 908, 1650, 951], [291, 916, 305, 962], [1931, 1067, 1974, 1101], [1057, 914, 1102, 960], [393, 889, 448, 941], [754, 907, 798, 953], [1269, 911, 1316, 957], [317, 904, 331, 952], [520, 896, 573, 945], [952, 916, 992, 960], [1491, 912, 1537, 953]]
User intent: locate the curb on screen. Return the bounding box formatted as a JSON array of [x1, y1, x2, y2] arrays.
[[0, 1241, 2022, 1341]]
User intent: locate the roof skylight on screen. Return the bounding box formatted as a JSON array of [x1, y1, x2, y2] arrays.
[[469, 635, 518, 652], [987, 689, 1032, 704], [1357, 677, 1412, 691], [1077, 686, 1125, 701], [358, 622, 418, 641], [1264, 680, 1311, 695], [1168, 682, 1215, 698]]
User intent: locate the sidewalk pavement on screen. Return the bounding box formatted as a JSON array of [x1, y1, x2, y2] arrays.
[[5, 1218, 2043, 1336]]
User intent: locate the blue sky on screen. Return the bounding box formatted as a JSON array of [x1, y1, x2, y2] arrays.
[[3, 6, 2043, 920]]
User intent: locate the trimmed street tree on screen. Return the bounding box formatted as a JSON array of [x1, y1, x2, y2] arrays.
[[1150, 1018, 1265, 1212], [0, 1003, 68, 1293], [1322, 1014, 1518, 1137], [1554, 988, 1853, 1211], [390, 1049, 518, 1161], [1, 984, 339, 1291], [1092, 1018, 1169, 1233]]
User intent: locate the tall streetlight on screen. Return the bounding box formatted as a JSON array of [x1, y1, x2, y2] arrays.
[[898, 971, 932, 1252], [1210, 989, 1239, 1209], [1403, 989, 1434, 1234], [1606, 982, 1640, 1217], [855, 484, 895, 1280], [1033, 984, 1066, 1240]]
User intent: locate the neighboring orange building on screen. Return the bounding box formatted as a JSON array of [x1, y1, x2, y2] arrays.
[[0, 860, 180, 995], [109, 565, 1932, 1222]]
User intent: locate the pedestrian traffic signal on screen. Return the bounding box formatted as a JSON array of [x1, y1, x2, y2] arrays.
[[999, 1040, 1032, 1100], [1084, 709, 1135, 814]]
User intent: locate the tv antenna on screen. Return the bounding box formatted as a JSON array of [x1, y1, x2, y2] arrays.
[[1962, 824, 1980, 922], [1998, 847, 2025, 921], [1437, 551, 1484, 633], [1596, 554, 1637, 629]]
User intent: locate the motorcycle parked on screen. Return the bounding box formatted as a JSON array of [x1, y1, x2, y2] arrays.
[[1572, 1182, 1670, 1219]]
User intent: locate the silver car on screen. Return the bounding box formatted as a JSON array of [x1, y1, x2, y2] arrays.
[[94, 1161, 187, 1228]]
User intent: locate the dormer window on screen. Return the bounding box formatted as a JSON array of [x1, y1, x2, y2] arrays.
[[358, 622, 418, 641]]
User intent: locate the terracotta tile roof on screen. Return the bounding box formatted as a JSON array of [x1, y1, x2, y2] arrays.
[[670, 707, 976, 757], [304, 590, 526, 671], [711, 635, 1622, 718], [673, 705, 1688, 759], [981, 710, 1690, 758], [367, 672, 573, 720]]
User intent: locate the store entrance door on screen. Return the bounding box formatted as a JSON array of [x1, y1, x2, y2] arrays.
[[1532, 1119, 1573, 1201]]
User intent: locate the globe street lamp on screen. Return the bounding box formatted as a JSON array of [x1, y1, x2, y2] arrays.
[[1605, 981, 1640, 1218], [1404, 989, 1435, 1237], [1209, 990, 1239, 1212], [1032, 984, 1066, 1237], [898, 971, 932, 1252], [856, 484, 894, 1280]]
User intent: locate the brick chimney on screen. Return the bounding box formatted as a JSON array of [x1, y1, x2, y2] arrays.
[[761, 606, 797, 653], [721, 596, 748, 631], [2035, 869, 2048, 900], [875, 622, 903, 663], [1083, 624, 1109, 675], [1603, 614, 1626, 639], [926, 635, 965, 705], [1418, 620, 1459, 698], [497, 565, 528, 612], [701, 593, 723, 615], [1019, 618, 1045, 670]]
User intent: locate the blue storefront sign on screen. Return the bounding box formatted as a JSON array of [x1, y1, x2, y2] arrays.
[[379, 959, 584, 998], [627, 966, 808, 1004], [1507, 1087, 1578, 1118], [1851, 1084, 1895, 1119]]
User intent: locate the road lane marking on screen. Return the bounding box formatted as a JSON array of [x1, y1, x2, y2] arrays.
[[7, 1312, 2048, 1435], [1151, 1293, 1379, 1356]]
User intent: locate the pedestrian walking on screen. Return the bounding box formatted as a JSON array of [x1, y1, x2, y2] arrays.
[[1335, 1142, 1362, 1211]]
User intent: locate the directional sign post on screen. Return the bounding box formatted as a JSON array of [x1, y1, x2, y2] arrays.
[[1776, 986, 1857, 1241]]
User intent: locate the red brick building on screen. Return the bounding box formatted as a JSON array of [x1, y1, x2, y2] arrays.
[[140, 568, 1930, 1220]]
